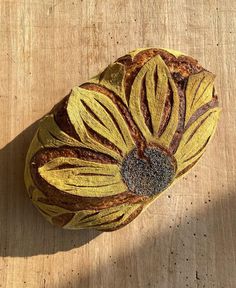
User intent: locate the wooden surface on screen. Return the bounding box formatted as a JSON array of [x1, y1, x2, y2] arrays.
[[0, 0, 235, 287]]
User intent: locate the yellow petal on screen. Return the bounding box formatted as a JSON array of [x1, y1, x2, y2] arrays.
[[175, 108, 220, 175], [35, 200, 71, 218], [185, 71, 215, 125], [38, 157, 127, 197], [64, 203, 142, 230], [38, 114, 83, 148], [129, 55, 179, 147], [89, 62, 127, 105], [67, 87, 135, 162], [24, 115, 86, 195], [33, 199, 72, 224], [158, 63, 179, 147]]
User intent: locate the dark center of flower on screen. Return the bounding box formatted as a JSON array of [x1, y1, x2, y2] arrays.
[[121, 147, 176, 197]]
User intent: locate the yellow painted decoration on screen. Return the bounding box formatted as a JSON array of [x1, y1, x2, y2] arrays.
[[24, 47, 220, 231], [129, 55, 179, 147], [89, 62, 127, 105], [158, 60, 180, 147], [175, 108, 220, 174], [64, 203, 142, 230], [38, 157, 127, 197], [38, 114, 83, 148], [185, 71, 215, 124], [67, 87, 135, 162], [35, 200, 72, 218]]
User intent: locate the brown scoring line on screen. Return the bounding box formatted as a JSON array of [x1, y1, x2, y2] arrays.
[[140, 72, 153, 134], [185, 96, 218, 130], [169, 85, 187, 154], [183, 136, 211, 163], [95, 98, 128, 148], [82, 121, 123, 157], [53, 94, 81, 141], [157, 80, 175, 138], [80, 99, 105, 126], [176, 154, 202, 178]]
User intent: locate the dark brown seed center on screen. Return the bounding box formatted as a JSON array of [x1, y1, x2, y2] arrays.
[[121, 147, 176, 197]]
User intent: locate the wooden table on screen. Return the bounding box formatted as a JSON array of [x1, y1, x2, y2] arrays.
[[0, 1, 235, 287]]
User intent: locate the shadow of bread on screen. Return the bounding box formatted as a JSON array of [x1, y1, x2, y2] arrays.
[[0, 120, 101, 257]]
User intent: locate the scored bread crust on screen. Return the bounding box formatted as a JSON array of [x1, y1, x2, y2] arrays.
[[26, 48, 219, 230]]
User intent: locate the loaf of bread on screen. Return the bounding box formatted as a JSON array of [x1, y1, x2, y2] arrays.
[[24, 48, 220, 231]]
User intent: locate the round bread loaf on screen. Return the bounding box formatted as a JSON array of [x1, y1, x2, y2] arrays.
[[24, 48, 220, 231]]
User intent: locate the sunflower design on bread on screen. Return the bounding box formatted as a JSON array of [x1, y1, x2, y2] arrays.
[[25, 48, 220, 231]]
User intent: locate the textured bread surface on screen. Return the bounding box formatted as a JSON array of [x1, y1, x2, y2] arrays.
[[24, 48, 220, 231]]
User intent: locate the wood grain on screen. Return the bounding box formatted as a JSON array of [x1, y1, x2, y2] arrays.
[[0, 0, 235, 287]]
